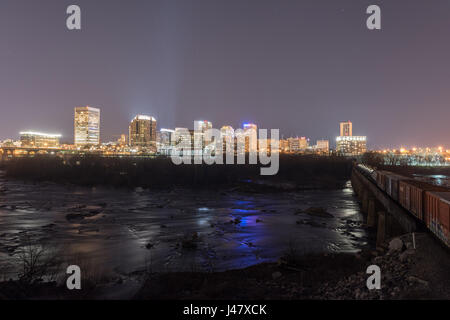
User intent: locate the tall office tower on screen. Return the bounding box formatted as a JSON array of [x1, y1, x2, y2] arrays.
[[194, 120, 213, 142], [74, 106, 100, 146], [243, 123, 257, 153], [173, 127, 192, 156], [220, 125, 234, 154], [158, 128, 175, 146], [157, 128, 175, 155], [220, 125, 234, 140], [336, 121, 366, 156], [174, 127, 192, 147], [194, 120, 213, 133], [194, 120, 213, 154], [129, 115, 157, 147], [340, 121, 352, 137]]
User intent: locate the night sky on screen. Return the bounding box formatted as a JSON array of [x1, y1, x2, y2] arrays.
[[1, 0, 450, 148]]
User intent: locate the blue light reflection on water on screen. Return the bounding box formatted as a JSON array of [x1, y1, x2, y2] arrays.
[[0, 175, 368, 276]]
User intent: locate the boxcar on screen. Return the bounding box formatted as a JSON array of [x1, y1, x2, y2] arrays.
[[376, 170, 389, 191], [385, 172, 407, 201], [399, 180, 448, 221], [370, 170, 377, 182], [425, 192, 450, 248]]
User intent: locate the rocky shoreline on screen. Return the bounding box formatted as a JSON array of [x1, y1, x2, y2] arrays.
[[312, 233, 445, 300]]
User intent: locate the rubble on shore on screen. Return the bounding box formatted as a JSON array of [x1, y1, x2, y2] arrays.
[[312, 233, 449, 300]]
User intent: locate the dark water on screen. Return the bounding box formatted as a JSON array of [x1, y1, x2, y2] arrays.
[[412, 174, 450, 188], [0, 171, 368, 281]]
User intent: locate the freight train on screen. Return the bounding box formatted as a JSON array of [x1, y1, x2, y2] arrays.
[[356, 164, 450, 249]]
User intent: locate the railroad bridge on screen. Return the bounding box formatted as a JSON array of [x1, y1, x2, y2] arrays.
[[351, 165, 419, 248]]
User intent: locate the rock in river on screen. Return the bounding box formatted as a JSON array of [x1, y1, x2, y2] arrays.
[[301, 207, 334, 218]]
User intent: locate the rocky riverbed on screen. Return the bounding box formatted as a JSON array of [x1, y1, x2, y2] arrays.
[[0, 172, 369, 291]]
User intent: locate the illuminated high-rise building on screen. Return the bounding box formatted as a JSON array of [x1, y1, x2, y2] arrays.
[[173, 127, 192, 156], [194, 120, 213, 133], [174, 127, 192, 147], [117, 134, 127, 146], [220, 125, 234, 154], [279, 139, 289, 153], [74, 106, 100, 146], [242, 123, 257, 153], [220, 126, 234, 140], [336, 136, 367, 156], [158, 128, 175, 146], [157, 128, 175, 155], [336, 121, 366, 156], [194, 120, 213, 154], [129, 115, 157, 147], [243, 123, 257, 131], [194, 120, 213, 142], [340, 121, 352, 137], [316, 140, 330, 154], [287, 137, 308, 152]]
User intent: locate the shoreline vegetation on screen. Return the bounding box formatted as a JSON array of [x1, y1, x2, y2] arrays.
[[361, 152, 450, 177], [1, 155, 353, 190]]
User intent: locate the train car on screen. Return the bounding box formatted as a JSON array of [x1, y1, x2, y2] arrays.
[[376, 170, 389, 191], [358, 164, 377, 182], [385, 172, 408, 201], [399, 180, 448, 221], [425, 192, 450, 248], [371, 170, 377, 182]]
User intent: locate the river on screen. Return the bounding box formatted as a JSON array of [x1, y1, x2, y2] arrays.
[[0, 171, 368, 282]]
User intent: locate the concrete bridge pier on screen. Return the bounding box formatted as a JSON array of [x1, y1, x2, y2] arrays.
[[361, 190, 369, 213], [376, 211, 386, 248], [351, 167, 418, 249], [351, 174, 362, 197], [367, 198, 378, 228]]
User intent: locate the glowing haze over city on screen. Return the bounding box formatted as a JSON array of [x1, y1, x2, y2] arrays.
[[1, 0, 450, 149]]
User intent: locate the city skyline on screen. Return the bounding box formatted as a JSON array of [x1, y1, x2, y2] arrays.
[[3, 105, 448, 153], [1, 1, 450, 148], [3, 104, 348, 147]]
